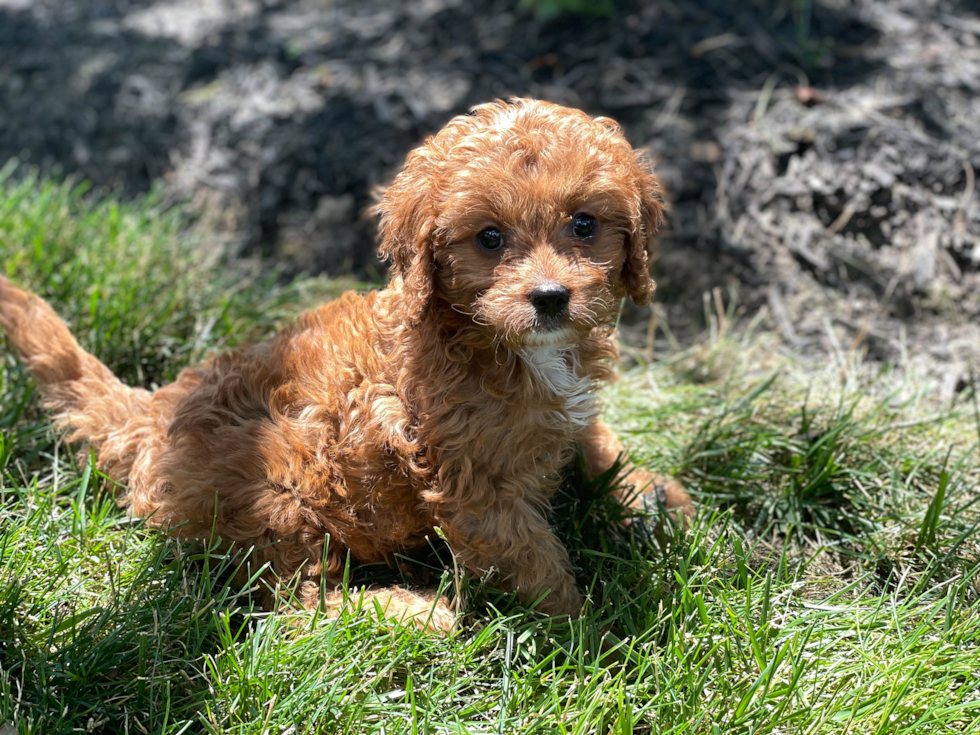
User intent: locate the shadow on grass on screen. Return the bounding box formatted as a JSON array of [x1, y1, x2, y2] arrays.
[[0, 434, 693, 732], [0, 479, 265, 733]]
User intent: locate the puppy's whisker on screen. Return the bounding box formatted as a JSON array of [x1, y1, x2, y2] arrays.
[[450, 302, 477, 317], [493, 339, 508, 366], [577, 304, 600, 323]]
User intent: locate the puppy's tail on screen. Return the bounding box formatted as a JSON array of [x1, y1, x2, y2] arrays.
[[0, 276, 152, 470]]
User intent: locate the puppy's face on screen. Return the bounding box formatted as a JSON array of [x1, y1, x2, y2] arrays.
[[435, 173, 635, 349], [377, 100, 664, 349]]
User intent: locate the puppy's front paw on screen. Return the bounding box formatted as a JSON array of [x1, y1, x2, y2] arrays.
[[620, 468, 693, 525], [534, 580, 583, 619]]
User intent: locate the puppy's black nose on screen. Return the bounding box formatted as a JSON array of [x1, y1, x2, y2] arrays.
[[529, 283, 571, 318]]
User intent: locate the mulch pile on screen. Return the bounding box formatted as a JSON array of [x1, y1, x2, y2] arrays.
[[2, 0, 977, 381], [706, 2, 979, 385]]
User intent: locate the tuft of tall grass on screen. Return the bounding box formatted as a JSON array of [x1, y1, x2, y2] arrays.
[[517, 0, 613, 22], [0, 165, 353, 391]]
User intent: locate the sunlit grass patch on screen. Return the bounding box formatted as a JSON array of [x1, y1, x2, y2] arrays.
[[608, 337, 980, 598], [0, 165, 353, 389]]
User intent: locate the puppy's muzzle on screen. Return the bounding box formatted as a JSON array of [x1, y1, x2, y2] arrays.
[[529, 282, 571, 320]]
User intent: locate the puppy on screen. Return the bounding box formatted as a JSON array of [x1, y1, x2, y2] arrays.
[[0, 99, 690, 630]]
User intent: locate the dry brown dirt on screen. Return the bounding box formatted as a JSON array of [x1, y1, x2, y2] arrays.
[[2, 0, 977, 387]]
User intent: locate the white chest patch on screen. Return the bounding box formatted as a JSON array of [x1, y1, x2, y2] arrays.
[[519, 346, 597, 429]]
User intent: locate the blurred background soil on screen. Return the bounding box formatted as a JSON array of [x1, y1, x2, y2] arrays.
[[2, 0, 978, 389]]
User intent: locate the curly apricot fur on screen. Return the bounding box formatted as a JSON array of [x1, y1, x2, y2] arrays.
[[0, 100, 690, 631]]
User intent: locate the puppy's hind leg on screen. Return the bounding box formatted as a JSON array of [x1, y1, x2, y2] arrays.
[[267, 540, 456, 633], [302, 583, 456, 633]]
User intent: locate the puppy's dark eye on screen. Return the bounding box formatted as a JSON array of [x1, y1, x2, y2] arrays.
[[477, 227, 504, 252], [572, 214, 597, 238]]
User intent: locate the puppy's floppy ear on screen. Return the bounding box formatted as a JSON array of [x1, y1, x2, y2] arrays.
[[622, 163, 666, 307], [373, 161, 437, 324]]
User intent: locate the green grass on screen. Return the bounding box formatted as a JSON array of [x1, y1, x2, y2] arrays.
[[2, 175, 980, 733], [517, 0, 613, 22]]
